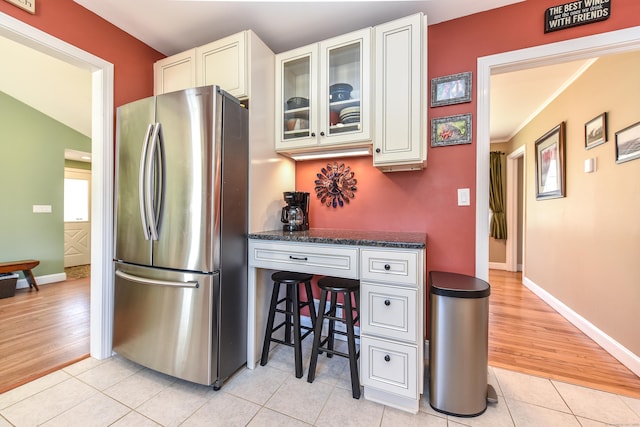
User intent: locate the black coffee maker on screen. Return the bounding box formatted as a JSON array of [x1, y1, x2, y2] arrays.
[[281, 191, 310, 232]]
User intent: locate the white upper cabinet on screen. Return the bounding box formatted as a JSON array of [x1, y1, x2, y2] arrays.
[[154, 31, 249, 99], [154, 50, 196, 95], [196, 32, 247, 99], [275, 28, 372, 156], [373, 13, 427, 172]]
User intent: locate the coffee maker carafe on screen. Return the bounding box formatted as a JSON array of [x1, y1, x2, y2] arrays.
[[281, 191, 310, 232]]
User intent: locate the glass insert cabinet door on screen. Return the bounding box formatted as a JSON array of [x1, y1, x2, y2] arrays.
[[319, 28, 371, 145], [280, 50, 316, 143], [276, 29, 371, 149], [323, 38, 363, 138]]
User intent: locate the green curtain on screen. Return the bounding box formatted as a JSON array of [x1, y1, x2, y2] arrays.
[[489, 151, 507, 240]]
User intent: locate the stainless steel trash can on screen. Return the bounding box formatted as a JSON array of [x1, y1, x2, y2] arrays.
[[429, 271, 491, 417]]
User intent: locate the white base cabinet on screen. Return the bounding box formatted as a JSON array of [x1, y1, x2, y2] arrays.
[[360, 247, 425, 413]]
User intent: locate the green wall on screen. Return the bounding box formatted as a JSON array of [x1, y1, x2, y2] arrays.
[[0, 91, 91, 278]]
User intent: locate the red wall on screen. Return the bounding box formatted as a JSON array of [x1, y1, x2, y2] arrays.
[[2, 0, 638, 277], [0, 0, 164, 108], [296, 0, 640, 276]]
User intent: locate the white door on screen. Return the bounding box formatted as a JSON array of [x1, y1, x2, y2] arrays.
[[64, 168, 91, 267]]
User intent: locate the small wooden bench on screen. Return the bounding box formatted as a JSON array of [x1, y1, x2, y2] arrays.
[[0, 259, 40, 291]]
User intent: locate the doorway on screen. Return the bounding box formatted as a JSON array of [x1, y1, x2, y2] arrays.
[[0, 12, 114, 359], [476, 27, 640, 375], [64, 167, 92, 270], [475, 26, 640, 281]]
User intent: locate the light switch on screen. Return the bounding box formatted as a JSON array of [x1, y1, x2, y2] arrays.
[[457, 188, 470, 206], [33, 205, 52, 213], [584, 158, 596, 173]]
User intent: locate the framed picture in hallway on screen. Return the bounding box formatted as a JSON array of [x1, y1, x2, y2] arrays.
[[615, 121, 640, 164], [585, 112, 607, 149], [535, 122, 566, 200]]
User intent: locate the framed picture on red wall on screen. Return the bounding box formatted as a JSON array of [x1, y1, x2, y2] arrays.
[[535, 122, 566, 200], [430, 72, 472, 107]]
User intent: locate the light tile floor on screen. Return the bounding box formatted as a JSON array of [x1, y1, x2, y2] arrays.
[[1, 339, 639, 427]]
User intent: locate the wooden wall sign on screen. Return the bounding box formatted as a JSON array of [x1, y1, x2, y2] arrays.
[[545, 0, 610, 33], [3, 0, 35, 14]]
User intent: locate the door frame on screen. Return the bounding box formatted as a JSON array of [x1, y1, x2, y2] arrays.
[[0, 12, 114, 359], [505, 145, 525, 273], [475, 26, 640, 281]]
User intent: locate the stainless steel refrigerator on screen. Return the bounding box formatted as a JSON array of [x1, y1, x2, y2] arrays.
[[113, 85, 248, 389]]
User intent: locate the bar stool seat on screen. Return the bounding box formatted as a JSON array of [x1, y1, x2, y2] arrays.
[[307, 276, 361, 399], [260, 271, 316, 378]]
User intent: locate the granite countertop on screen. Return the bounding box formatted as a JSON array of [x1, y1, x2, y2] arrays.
[[248, 229, 427, 249]]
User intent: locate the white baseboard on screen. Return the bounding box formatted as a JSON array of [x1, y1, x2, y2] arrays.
[[489, 262, 507, 270], [16, 273, 67, 289], [523, 276, 640, 377]]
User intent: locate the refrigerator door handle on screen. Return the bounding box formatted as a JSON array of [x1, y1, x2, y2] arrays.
[[139, 123, 154, 240], [145, 122, 162, 240], [153, 123, 164, 239], [115, 269, 200, 288]]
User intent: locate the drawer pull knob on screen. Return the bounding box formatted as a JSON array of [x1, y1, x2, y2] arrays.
[[289, 255, 308, 261], [384, 264, 391, 271], [384, 299, 391, 306], [384, 355, 391, 362]]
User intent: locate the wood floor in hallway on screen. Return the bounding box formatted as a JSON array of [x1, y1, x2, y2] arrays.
[[0, 277, 90, 394], [488, 269, 640, 398]]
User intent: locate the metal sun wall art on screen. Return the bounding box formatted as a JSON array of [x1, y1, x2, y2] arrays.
[[314, 162, 357, 208]]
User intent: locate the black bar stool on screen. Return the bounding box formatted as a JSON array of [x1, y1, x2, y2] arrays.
[[307, 276, 361, 399], [260, 271, 316, 378]]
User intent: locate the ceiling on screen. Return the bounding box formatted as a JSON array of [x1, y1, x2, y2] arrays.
[[73, 0, 524, 56], [0, 0, 598, 146]]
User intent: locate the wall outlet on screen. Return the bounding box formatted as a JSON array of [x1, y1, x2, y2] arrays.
[[33, 205, 52, 213]]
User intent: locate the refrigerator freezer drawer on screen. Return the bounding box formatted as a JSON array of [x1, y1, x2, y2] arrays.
[[113, 263, 218, 386]]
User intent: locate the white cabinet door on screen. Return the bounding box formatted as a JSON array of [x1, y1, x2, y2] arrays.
[[360, 282, 417, 342], [318, 28, 372, 147], [275, 28, 373, 156], [373, 13, 427, 171], [361, 336, 419, 399], [154, 49, 196, 95], [275, 44, 319, 151], [197, 32, 247, 99]]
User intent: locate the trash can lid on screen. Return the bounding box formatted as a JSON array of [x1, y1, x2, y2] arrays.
[[429, 271, 490, 298]]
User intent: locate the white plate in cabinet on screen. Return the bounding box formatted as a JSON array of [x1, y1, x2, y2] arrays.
[[361, 336, 418, 399], [360, 282, 417, 342], [248, 241, 358, 279], [360, 249, 418, 286]]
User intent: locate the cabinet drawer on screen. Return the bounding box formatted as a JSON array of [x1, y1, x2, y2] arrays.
[[361, 336, 418, 399], [360, 282, 417, 342], [249, 240, 358, 279], [361, 249, 418, 286]]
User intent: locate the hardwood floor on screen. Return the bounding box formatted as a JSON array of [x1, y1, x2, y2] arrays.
[[489, 269, 640, 398], [0, 270, 638, 400], [0, 277, 90, 394]]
